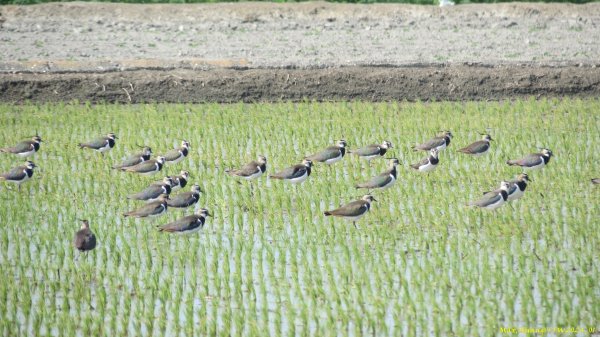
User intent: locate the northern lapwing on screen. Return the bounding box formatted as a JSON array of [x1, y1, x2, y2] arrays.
[[127, 177, 173, 202], [458, 134, 492, 156], [324, 194, 376, 228], [349, 141, 393, 162], [507, 148, 553, 170], [167, 184, 202, 208], [505, 173, 530, 201], [112, 146, 152, 169], [269, 158, 313, 184], [73, 219, 96, 252], [163, 140, 190, 164], [410, 148, 439, 173], [121, 156, 165, 176], [226, 155, 267, 180], [123, 194, 169, 218], [158, 208, 211, 234], [413, 131, 453, 152], [168, 170, 190, 191], [79, 132, 117, 155], [484, 173, 531, 202], [307, 140, 348, 165], [592, 178, 600, 185], [467, 181, 510, 210], [0, 161, 36, 191], [356, 158, 400, 191], [0, 135, 42, 157]]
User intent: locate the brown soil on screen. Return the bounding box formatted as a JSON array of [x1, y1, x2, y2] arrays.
[[1, 2, 599, 102]]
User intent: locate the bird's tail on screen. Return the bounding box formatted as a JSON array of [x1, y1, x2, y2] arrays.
[[0, 148, 8, 153], [324, 211, 332, 216], [506, 160, 518, 166], [78, 143, 87, 149], [269, 175, 283, 180]]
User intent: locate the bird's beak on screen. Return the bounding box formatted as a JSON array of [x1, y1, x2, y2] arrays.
[[207, 212, 213, 217], [372, 197, 377, 202]]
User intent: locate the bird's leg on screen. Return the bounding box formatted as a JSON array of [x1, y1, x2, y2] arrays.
[[18, 184, 21, 192], [353, 222, 358, 229]]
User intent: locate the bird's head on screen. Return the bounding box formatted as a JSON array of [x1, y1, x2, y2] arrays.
[[336, 139, 348, 148], [381, 140, 393, 149], [107, 133, 118, 140], [191, 184, 203, 193], [362, 194, 377, 203], [78, 219, 90, 229], [440, 130, 453, 139], [540, 148, 553, 157], [302, 158, 313, 167], [180, 170, 190, 179], [257, 155, 267, 164], [163, 176, 174, 186], [517, 173, 530, 182], [199, 208, 212, 217]]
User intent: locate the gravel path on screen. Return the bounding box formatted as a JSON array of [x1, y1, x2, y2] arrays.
[[1, 2, 599, 102]]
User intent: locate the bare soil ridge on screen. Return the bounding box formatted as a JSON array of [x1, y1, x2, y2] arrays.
[[1, 2, 599, 102]]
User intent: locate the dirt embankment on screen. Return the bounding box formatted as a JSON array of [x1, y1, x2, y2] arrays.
[[1, 2, 599, 102]]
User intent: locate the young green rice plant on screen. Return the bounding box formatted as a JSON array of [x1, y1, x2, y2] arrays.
[[0, 99, 598, 336]]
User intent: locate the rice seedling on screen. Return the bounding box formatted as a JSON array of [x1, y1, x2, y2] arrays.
[[0, 99, 598, 336]]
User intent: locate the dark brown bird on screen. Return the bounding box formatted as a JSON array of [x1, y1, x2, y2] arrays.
[[123, 194, 169, 218], [73, 219, 97, 252], [457, 134, 492, 156]]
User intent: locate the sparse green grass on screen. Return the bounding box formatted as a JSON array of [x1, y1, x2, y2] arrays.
[[0, 99, 598, 336]]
